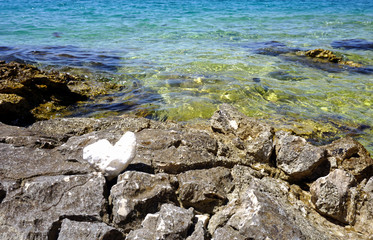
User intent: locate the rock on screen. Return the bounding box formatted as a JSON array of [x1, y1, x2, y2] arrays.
[[186, 221, 208, 240], [212, 226, 246, 240], [57, 219, 124, 240], [0, 61, 123, 126], [109, 171, 177, 228], [208, 180, 307, 240], [274, 131, 327, 180], [177, 167, 233, 214], [126, 204, 194, 240], [331, 39, 373, 50], [299, 49, 363, 68], [0, 173, 107, 240], [83, 131, 137, 180], [325, 137, 373, 182], [210, 104, 274, 164], [133, 129, 219, 173], [310, 169, 357, 224]]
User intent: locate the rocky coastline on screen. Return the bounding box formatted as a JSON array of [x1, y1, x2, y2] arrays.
[[0, 60, 373, 239]]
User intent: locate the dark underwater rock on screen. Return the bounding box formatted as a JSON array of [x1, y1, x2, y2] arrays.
[[0, 61, 123, 126], [331, 39, 373, 50]]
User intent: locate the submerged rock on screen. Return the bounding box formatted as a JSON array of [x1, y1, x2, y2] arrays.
[[0, 61, 123, 126], [299, 49, 363, 68], [331, 39, 373, 50]]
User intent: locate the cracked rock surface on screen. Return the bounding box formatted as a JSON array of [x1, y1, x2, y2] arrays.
[[1, 104, 373, 239]]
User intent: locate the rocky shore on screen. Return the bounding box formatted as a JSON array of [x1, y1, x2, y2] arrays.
[[0, 60, 372, 239], [0, 103, 372, 239]]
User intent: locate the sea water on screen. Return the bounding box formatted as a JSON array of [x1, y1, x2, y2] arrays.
[[1, 0, 372, 152]]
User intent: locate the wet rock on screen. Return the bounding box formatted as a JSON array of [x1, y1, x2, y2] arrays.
[[177, 167, 233, 214], [0, 173, 107, 240], [211, 104, 274, 165], [274, 131, 327, 181], [57, 219, 124, 240], [324, 136, 373, 182], [300, 49, 363, 68], [331, 39, 373, 50], [134, 129, 219, 173], [0, 61, 123, 126], [126, 204, 194, 240], [310, 169, 357, 224], [109, 171, 177, 228]]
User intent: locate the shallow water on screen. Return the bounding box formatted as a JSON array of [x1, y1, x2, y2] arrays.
[[1, 0, 372, 152]]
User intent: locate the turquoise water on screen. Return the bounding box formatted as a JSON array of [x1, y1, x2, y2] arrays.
[[1, 0, 373, 152]]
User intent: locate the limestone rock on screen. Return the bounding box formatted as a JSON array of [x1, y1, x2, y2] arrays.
[[57, 219, 124, 240], [210, 104, 274, 164], [110, 171, 176, 228], [126, 204, 194, 240], [186, 221, 208, 240], [0, 173, 107, 240], [177, 167, 233, 214], [325, 137, 373, 181], [212, 226, 246, 240], [274, 131, 327, 180], [134, 129, 218, 173], [310, 169, 357, 224]]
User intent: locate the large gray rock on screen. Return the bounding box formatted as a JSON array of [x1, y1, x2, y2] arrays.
[[325, 137, 373, 181], [134, 129, 218, 173], [110, 171, 177, 228], [57, 219, 124, 240], [177, 167, 233, 214], [310, 169, 357, 224], [126, 204, 194, 240], [0, 173, 107, 240], [274, 131, 327, 180], [210, 104, 274, 164], [212, 226, 246, 240]]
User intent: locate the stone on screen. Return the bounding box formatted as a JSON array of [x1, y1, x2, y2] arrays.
[[0, 173, 107, 240], [210, 104, 274, 164], [186, 221, 208, 240], [126, 204, 194, 240], [109, 171, 176, 228], [325, 137, 373, 182], [57, 219, 124, 240], [0, 142, 92, 180], [212, 226, 246, 240], [310, 169, 357, 224], [133, 129, 218, 173], [177, 167, 233, 214], [274, 131, 327, 180], [83, 131, 137, 180]]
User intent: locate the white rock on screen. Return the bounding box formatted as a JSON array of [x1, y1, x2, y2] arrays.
[[83, 132, 137, 180]]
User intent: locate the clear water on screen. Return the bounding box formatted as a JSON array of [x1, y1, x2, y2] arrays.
[[1, 0, 372, 152]]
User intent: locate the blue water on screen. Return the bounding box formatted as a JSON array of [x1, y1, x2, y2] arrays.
[[1, 0, 373, 152]]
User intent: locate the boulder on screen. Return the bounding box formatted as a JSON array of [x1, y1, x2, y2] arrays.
[[109, 171, 177, 228], [0, 173, 107, 240], [274, 131, 327, 180], [210, 104, 274, 164], [126, 204, 194, 240], [325, 137, 373, 182], [133, 129, 219, 173], [177, 167, 233, 213], [310, 169, 357, 224], [212, 226, 246, 240], [57, 219, 124, 240]]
